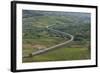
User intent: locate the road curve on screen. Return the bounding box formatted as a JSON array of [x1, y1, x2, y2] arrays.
[[31, 26, 74, 56], [23, 25, 74, 58]]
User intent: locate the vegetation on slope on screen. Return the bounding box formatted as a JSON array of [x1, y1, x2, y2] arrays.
[[22, 10, 91, 63]]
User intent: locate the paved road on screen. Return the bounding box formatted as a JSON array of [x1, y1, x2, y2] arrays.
[[23, 24, 74, 58], [31, 26, 74, 56]]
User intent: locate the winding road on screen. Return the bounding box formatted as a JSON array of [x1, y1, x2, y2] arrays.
[[31, 25, 74, 56], [23, 24, 74, 58]]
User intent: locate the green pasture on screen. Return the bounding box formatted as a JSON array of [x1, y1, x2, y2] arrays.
[[22, 47, 90, 63]]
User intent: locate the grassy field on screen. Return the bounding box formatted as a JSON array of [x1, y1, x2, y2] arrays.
[[22, 37, 66, 58], [22, 10, 91, 63], [22, 47, 90, 63]]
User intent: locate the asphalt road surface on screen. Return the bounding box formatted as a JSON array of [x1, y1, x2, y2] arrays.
[[31, 25, 74, 56]]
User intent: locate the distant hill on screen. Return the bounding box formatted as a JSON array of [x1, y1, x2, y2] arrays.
[[23, 10, 90, 22], [22, 10, 91, 44]]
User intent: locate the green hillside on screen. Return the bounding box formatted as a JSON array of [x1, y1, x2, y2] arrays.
[[22, 10, 91, 63]]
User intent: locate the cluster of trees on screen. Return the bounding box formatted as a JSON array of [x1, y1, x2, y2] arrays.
[[22, 10, 91, 48]]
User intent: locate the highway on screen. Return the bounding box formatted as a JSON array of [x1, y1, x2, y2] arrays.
[[23, 24, 74, 58], [30, 25, 74, 56]]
